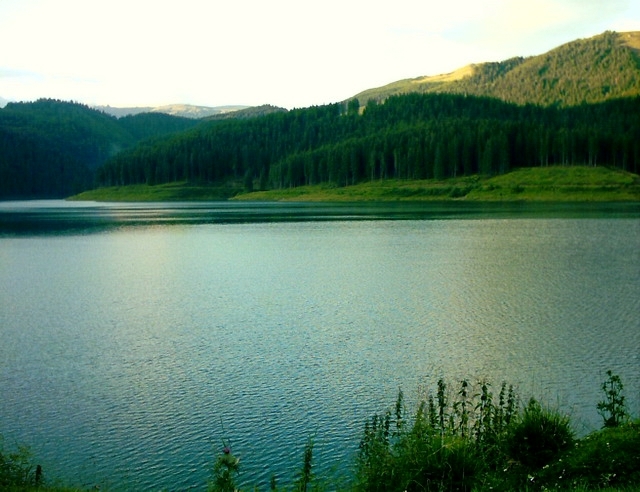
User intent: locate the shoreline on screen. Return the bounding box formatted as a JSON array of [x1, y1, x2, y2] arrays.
[[68, 166, 640, 203]]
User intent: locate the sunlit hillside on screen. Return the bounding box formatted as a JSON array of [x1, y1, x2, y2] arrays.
[[352, 31, 640, 107]]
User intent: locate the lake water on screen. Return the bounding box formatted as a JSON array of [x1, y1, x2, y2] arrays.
[[1, 200, 639, 490]]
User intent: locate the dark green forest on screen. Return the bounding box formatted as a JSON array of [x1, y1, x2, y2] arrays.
[[0, 99, 199, 198], [96, 94, 640, 191]]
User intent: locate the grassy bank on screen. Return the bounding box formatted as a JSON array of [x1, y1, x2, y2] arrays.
[[2, 372, 639, 491], [466, 166, 640, 201], [68, 166, 640, 202], [235, 166, 640, 202], [68, 181, 243, 202]]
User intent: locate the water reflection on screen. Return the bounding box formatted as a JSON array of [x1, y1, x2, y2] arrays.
[[1, 200, 639, 235]]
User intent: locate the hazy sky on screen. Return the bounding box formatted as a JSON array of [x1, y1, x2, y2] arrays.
[[1, 0, 639, 109]]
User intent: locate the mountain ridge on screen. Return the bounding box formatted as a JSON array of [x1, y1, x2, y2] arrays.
[[94, 103, 249, 119], [351, 31, 640, 107]]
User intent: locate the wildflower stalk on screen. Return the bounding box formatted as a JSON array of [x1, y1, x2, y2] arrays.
[[597, 369, 629, 428], [209, 443, 239, 492]]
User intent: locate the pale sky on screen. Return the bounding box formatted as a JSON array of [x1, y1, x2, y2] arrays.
[[1, 0, 639, 109]]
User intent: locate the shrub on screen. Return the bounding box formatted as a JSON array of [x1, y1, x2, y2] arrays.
[[3, 371, 637, 491], [0, 435, 41, 489], [410, 435, 481, 492], [506, 397, 574, 470]]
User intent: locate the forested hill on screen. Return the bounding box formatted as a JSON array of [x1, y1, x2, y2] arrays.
[[96, 93, 640, 192], [0, 99, 199, 198], [353, 31, 640, 107], [3, 31, 640, 200]]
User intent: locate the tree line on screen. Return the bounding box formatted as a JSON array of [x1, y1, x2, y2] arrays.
[[96, 93, 640, 191]]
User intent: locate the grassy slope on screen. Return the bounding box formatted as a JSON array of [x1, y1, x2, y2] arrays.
[[68, 167, 640, 202], [69, 181, 243, 201], [234, 166, 640, 202], [467, 166, 640, 201]]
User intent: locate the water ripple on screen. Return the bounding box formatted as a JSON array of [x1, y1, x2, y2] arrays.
[[1, 215, 638, 490]]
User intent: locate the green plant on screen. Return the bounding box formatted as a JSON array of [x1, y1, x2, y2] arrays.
[[411, 435, 481, 492], [209, 443, 240, 492], [356, 382, 517, 492], [0, 435, 40, 489], [507, 397, 574, 470], [453, 379, 471, 437], [597, 370, 629, 428], [448, 186, 471, 198], [5, 370, 639, 491], [473, 381, 494, 445], [437, 378, 448, 435], [295, 437, 314, 492], [357, 409, 397, 492]]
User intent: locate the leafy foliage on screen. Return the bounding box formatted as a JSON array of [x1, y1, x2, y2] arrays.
[[354, 373, 637, 492], [0, 434, 41, 489], [294, 437, 314, 492], [537, 421, 640, 490]]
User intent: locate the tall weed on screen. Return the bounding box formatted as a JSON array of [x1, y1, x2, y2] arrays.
[[355, 380, 523, 491], [209, 443, 240, 492], [597, 369, 629, 428]]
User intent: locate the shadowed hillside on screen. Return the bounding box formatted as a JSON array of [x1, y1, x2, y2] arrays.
[[0, 100, 200, 198]]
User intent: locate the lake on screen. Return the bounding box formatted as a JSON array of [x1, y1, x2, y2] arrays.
[[1, 200, 639, 490]]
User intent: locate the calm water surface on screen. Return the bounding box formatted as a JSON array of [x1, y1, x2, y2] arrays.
[[1, 201, 639, 490]]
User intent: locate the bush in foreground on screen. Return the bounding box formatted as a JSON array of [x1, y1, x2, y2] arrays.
[[0, 435, 42, 490], [351, 372, 637, 492], [354, 381, 576, 491]]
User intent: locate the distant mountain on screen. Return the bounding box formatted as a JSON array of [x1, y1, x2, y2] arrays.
[[203, 104, 287, 121], [95, 104, 249, 119], [352, 31, 640, 107], [0, 96, 9, 108]]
